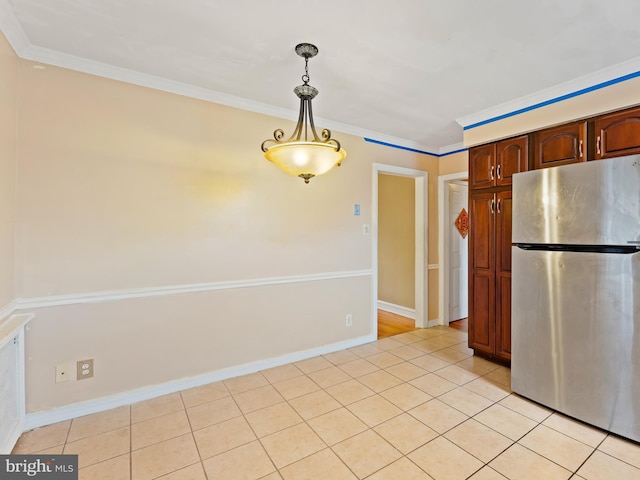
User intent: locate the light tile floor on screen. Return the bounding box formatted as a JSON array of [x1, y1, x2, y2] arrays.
[[13, 326, 640, 480]]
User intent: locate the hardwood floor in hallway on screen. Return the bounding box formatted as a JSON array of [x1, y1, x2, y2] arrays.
[[377, 310, 416, 338], [378, 310, 468, 339], [448, 317, 468, 332]]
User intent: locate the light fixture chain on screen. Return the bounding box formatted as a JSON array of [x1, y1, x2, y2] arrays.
[[302, 56, 310, 85]]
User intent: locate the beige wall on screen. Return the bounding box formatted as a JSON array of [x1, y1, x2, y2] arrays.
[[439, 151, 468, 177], [0, 33, 17, 310], [463, 78, 640, 147], [378, 174, 415, 309], [15, 65, 369, 297], [11, 54, 439, 412], [25, 276, 373, 412]]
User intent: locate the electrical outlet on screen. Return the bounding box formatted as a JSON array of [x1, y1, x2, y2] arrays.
[[55, 362, 74, 383], [346, 314, 353, 327], [77, 359, 94, 380]]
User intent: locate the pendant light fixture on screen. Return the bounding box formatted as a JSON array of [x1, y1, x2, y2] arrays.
[[261, 43, 346, 184]]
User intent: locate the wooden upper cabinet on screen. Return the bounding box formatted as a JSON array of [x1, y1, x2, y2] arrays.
[[593, 106, 640, 160], [469, 144, 496, 189], [470, 135, 528, 189], [495, 136, 528, 186], [533, 121, 587, 169]]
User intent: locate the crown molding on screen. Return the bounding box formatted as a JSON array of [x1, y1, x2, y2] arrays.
[[0, 1, 29, 55], [364, 139, 466, 157], [438, 142, 466, 156], [20, 45, 434, 154], [457, 56, 640, 130], [0, 2, 445, 154], [0, 12, 434, 154]]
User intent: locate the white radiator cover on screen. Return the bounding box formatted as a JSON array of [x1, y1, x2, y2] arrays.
[[0, 314, 31, 454]]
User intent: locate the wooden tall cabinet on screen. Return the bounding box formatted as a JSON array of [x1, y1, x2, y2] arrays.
[[467, 103, 640, 365], [469, 191, 494, 354], [468, 137, 524, 363]]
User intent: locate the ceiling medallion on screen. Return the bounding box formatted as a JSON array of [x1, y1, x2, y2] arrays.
[[261, 43, 346, 184]]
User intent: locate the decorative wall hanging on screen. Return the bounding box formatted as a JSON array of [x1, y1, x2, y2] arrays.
[[455, 208, 469, 239]]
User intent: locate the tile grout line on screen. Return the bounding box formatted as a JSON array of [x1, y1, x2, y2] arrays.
[[226, 374, 282, 478], [15, 327, 640, 479], [587, 435, 640, 471], [178, 388, 208, 480], [173, 390, 208, 480], [267, 365, 364, 476]]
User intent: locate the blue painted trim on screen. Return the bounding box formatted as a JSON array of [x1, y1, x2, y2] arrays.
[[364, 138, 468, 158], [439, 148, 468, 157], [464, 70, 640, 130], [364, 138, 438, 156]]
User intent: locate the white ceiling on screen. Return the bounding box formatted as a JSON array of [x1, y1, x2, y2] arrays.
[[2, 0, 640, 153]]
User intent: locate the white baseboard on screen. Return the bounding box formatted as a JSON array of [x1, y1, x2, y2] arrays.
[[377, 302, 443, 328], [24, 332, 376, 431], [377, 301, 415, 320], [427, 318, 442, 327]]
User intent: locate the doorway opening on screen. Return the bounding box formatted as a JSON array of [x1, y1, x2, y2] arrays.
[[373, 164, 428, 338], [438, 171, 469, 328]]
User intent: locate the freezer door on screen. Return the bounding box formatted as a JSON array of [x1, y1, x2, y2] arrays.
[[512, 155, 640, 246], [511, 247, 640, 442]]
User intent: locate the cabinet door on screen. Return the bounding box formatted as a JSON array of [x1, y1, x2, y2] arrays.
[[496, 136, 528, 186], [469, 144, 496, 189], [468, 191, 496, 355], [495, 190, 512, 361], [533, 121, 587, 169], [594, 107, 640, 159]]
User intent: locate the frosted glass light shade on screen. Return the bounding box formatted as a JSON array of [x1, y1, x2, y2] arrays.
[[261, 43, 347, 184], [264, 142, 346, 181]]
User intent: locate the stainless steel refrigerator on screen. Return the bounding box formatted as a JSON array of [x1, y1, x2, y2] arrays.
[[511, 154, 640, 443]]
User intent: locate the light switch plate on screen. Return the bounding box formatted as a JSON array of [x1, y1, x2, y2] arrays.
[[55, 362, 74, 383]]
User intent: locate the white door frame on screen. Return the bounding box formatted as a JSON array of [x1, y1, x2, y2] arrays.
[[372, 163, 429, 330], [438, 171, 469, 326]]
